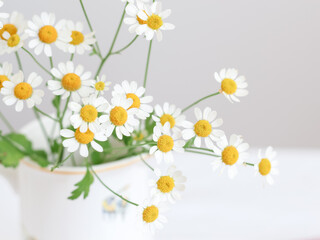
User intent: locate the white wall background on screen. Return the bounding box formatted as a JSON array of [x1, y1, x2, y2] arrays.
[[0, 0, 320, 148]]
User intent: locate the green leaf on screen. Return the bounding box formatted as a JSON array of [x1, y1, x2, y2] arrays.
[[68, 168, 94, 200], [32, 150, 50, 168], [52, 96, 61, 110], [50, 139, 60, 153], [184, 137, 195, 148], [7, 133, 33, 152], [145, 115, 156, 135], [0, 140, 23, 168]]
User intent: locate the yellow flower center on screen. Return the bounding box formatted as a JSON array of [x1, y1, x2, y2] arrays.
[[137, 17, 147, 25], [0, 75, 9, 89], [7, 34, 20, 47], [259, 158, 272, 176], [157, 135, 174, 153], [133, 132, 144, 141], [80, 105, 98, 123], [14, 82, 33, 100], [142, 205, 159, 223], [221, 78, 237, 95], [74, 128, 94, 144], [194, 120, 212, 137], [160, 114, 175, 128], [126, 93, 141, 109], [70, 30, 85, 45], [61, 73, 81, 92], [95, 81, 105, 91], [0, 24, 17, 40], [38, 25, 58, 44], [147, 14, 163, 30], [222, 146, 239, 166], [109, 106, 128, 126], [157, 176, 175, 193]]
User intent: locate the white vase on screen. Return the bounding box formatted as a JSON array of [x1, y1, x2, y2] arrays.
[[0, 118, 153, 240]]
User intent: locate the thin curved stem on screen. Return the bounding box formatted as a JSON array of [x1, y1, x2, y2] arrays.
[[0, 111, 14, 132], [140, 154, 154, 171], [21, 47, 52, 76], [34, 107, 59, 122], [143, 40, 153, 89], [90, 165, 139, 206], [185, 149, 220, 158], [79, 0, 102, 58], [113, 35, 139, 54], [15, 52, 23, 71], [60, 96, 71, 128], [181, 92, 220, 113], [33, 108, 52, 152], [244, 162, 255, 167], [51, 153, 73, 171], [186, 146, 215, 153], [70, 53, 74, 61]]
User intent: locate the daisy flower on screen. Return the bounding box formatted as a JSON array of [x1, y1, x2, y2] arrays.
[[99, 95, 139, 140], [0, 12, 28, 54], [112, 80, 153, 119], [58, 20, 96, 55], [0, 62, 13, 92], [211, 134, 250, 179], [124, 0, 148, 34], [152, 103, 185, 133], [138, 200, 167, 234], [150, 122, 185, 164], [26, 12, 71, 57], [69, 95, 109, 133], [0, 1, 9, 27], [48, 61, 95, 102], [254, 146, 279, 185], [60, 128, 107, 158], [182, 107, 224, 149], [1, 71, 44, 112], [92, 74, 111, 96], [214, 68, 249, 103], [150, 165, 186, 204], [136, 1, 175, 41]]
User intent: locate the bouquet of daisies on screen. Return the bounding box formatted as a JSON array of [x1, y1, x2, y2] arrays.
[[0, 0, 279, 234]]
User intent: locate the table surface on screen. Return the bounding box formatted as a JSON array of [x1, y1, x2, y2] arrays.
[[1, 149, 319, 240]]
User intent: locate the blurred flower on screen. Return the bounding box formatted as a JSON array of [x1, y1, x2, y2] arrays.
[[112, 80, 153, 119], [182, 107, 224, 149], [60, 128, 107, 157], [214, 68, 248, 103], [150, 122, 185, 164], [26, 12, 71, 56], [48, 61, 95, 102], [124, 0, 148, 34], [254, 146, 279, 185], [0, 1, 9, 27], [1, 71, 44, 112], [0, 62, 13, 91], [211, 134, 250, 179]]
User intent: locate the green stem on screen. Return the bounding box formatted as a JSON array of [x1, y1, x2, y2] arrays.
[[90, 165, 139, 206], [186, 146, 215, 153], [95, 3, 128, 78], [140, 155, 154, 171], [244, 162, 255, 167], [70, 53, 74, 61], [15, 52, 23, 71], [0, 111, 14, 132], [21, 47, 52, 76], [143, 40, 153, 89], [60, 96, 71, 127], [34, 107, 59, 122], [112, 35, 139, 54], [33, 108, 52, 152], [181, 92, 220, 113], [51, 153, 73, 171], [185, 149, 220, 158], [49, 57, 53, 68], [79, 0, 102, 58]]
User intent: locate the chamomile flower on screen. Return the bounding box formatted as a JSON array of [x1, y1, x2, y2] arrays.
[[112, 80, 153, 119], [92, 75, 111, 96], [136, 1, 175, 41], [48, 61, 95, 102], [99, 95, 139, 140], [254, 146, 279, 185], [182, 107, 224, 149], [59, 20, 96, 55], [138, 200, 167, 234], [26, 12, 71, 57], [1, 71, 44, 112], [69, 95, 109, 133], [60, 128, 107, 158], [124, 0, 148, 34], [0, 1, 9, 27], [150, 165, 186, 204], [152, 103, 185, 133], [0, 12, 28, 54], [150, 122, 185, 164], [214, 68, 248, 103], [211, 134, 250, 179], [0, 62, 13, 91]]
